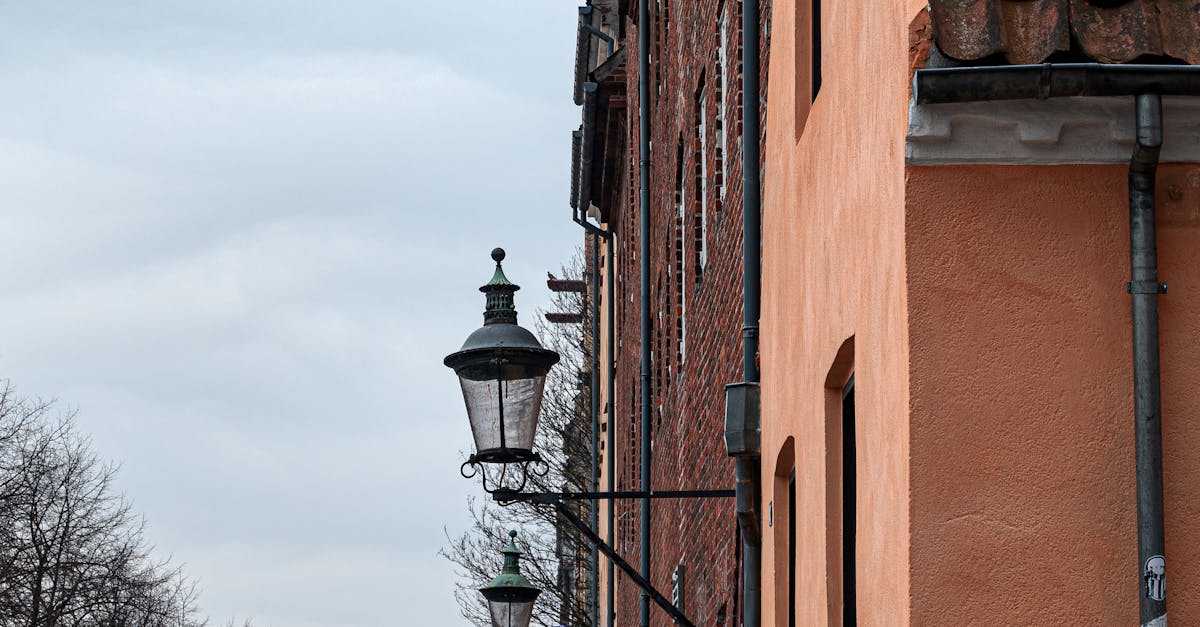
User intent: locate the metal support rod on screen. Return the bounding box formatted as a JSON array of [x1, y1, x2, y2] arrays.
[[556, 502, 697, 627], [1130, 93, 1167, 627], [637, 0, 653, 625], [590, 233, 602, 627], [493, 489, 736, 504]]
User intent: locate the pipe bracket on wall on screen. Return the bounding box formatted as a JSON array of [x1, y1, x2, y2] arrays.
[[1127, 281, 1168, 295]]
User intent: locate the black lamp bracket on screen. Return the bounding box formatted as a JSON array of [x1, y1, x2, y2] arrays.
[[460, 455, 550, 495]]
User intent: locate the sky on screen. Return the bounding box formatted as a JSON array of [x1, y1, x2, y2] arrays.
[[0, 2, 582, 624]]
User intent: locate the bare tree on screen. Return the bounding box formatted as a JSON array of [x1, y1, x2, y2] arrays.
[[443, 250, 595, 627], [0, 382, 205, 626]]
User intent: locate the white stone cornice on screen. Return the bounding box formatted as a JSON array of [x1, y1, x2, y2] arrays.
[[907, 96, 1200, 165]]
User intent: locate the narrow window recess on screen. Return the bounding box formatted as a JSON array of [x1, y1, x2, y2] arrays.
[[842, 374, 856, 627], [788, 468, 797, 627], [675, 143, 687, 363], [695, 85, 709, 275], [717, 3, 729, 200], [795, 0, 822, 140], [825, 337, 854, 627], [812, 0, 822, 100]]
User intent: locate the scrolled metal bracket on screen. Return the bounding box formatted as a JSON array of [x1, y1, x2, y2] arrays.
[[461, 453, 549, 497]]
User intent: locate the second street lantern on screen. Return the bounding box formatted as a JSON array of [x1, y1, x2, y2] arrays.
[[445, 248, 560, 465], [480, 530, 542, 627]]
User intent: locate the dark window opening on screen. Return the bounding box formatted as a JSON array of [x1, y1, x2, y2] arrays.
[[812, 0, 822, 100], [788, 469, 797, 627], [794, 0, 822, 139], [842, 375, 855, 626]]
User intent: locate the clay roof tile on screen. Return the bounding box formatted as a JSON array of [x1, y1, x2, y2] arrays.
[[929, 0, 1200, 65]]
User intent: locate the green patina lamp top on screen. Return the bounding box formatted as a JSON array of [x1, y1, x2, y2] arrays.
[[480, 248, 520, 325], [480, 530, 541, 599]]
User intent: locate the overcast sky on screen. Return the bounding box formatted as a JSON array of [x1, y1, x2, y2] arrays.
[[0, 2, 581, 624]]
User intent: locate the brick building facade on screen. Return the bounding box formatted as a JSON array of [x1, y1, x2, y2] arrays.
[[571, 0, 770, 624]]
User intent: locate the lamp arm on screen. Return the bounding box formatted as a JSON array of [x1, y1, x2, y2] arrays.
[[553, 501, 696, 627], [493, 488, 734, 504]]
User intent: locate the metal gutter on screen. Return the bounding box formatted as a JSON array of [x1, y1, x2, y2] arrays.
[[574, 8, 593, 106], [571, 128, 583, 211], [578, 83, 600, 220], [914, 63, 1200, 104], [576, 6, 616, 106]]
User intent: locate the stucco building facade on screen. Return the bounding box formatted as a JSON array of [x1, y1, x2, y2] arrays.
[[761, 1, 1200, 625]]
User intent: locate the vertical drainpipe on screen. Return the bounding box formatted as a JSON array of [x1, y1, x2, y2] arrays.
[[606, 233, 617, 627], [1129, 93, 1167, 627], [736, 0, 763, 624], [590, 232, 602, 627], [637, 0, 653, 624]]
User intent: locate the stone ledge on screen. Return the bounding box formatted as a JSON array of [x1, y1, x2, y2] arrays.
[[907, 96, 1200, 166]]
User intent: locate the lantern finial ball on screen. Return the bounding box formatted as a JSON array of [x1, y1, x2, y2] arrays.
[[491, 248, 506, 264]]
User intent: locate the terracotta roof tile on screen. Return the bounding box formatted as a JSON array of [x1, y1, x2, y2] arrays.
[[1071, 0, 1162, 62], [929, 0, 1200, 65], [1003, 0, 1071, 64], [1159, 1, 1200, 65]]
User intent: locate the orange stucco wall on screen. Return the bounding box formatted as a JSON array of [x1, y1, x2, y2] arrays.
[[764, 1, 1200, 624], [760, 0, 917, 624], [906, 163, 1200, 625]]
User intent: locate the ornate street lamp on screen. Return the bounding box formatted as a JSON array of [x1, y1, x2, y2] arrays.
[[445, 249, 560, 484], [480, 530, 542, 627], [445, 249, 728, 626]]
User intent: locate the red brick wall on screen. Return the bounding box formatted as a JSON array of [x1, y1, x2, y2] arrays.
[[598, 1, 770, 623]]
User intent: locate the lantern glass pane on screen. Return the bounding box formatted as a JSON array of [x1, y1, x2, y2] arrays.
[[458, 373, 546, 454], [488, 599, 534, 627]]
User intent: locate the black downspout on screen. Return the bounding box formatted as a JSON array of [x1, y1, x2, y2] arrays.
[[742, 0, 761, 386], [1129, 93, 1167, 627], [739, 0, 763, 625], [606, 233, 616, 627], [637, 0, 653, 625]]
